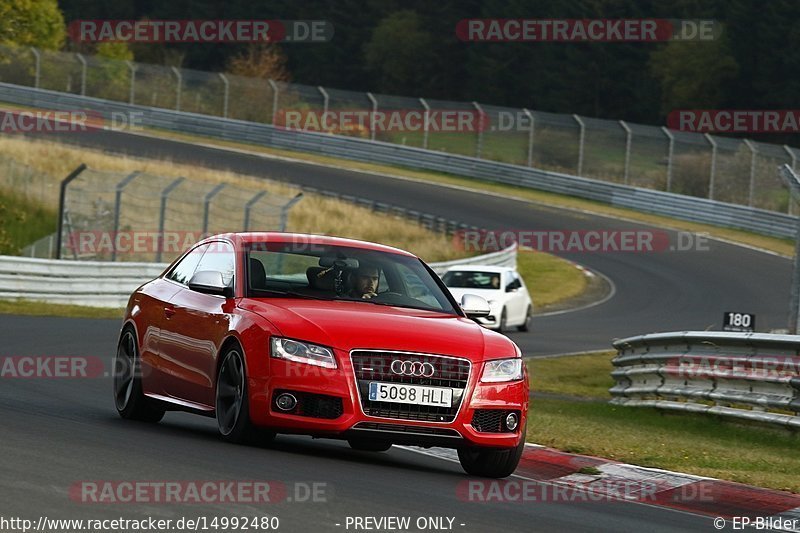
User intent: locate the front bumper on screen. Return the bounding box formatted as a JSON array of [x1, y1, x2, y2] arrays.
[[247, 350, 528, 449]]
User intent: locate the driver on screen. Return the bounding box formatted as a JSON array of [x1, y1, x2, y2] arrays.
[[349, 263, 380, 299]]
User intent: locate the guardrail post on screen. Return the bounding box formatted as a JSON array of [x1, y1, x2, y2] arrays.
[[318, 86, 329, 115], [779, 164, 800, 334], [706, 133, 718, 200], [76, 54, 87, 96], [620, 120, 632, 185], [30, 47, 40, 88], [202, 183, 227, 235], [111, 171, 141, 262], [56, 164, 87, 260], [366, 92, 378, 141], [786, 145, 797, 215], [171, 67, 182, 111], [243, 191, 267, 231], [218, 73, 229, 118], [744, 139, 757, 207], [280, 193, 303, 231], [268, 79, 279, 124], [662, 127, 675, 192], [420, 98, 431, 150], [574, 114, 585, 176], [523, 108, 534, 167], [126, 61, 136, 104], [473, 102, 485, 159], [156, 176, 185, 263]]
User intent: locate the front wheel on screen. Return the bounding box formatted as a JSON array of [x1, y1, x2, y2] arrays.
[[215, 346, 274, 445], [497, 308, 507, 332], [457, 425, 526, 478], [113, 329, 165, 423]]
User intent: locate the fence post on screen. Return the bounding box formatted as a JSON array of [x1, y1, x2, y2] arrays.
[[662, 126, 675, 192], [171, 67, 182, 111], [523, 108, 534, 167], [280, 193, 304, 231], [76, 54, 87, 96], [56, 164, 88, 260], [366, 92, 378, 141], [744, 139, 757, 207], [218, 73, 229, 118], [420, 98, 431, 150], [473, 102, 485, 159], [126, 61, 136, 104], [111, 171, 141, 262], [243, 191, 267, 231], [620, 120, 632, 185], [268, 79, 279, 124], [706, 133, 718, 200], [778, 165, 800, 334], [156, 177, 185, 263], [785, 145, 798, 215], [573, 114, 585, 176], [202, 183, 227, 235], [31, 47, 41, 88], [318, 86, 329, 115]]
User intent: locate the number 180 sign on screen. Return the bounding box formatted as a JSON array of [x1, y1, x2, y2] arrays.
[[723, 312, 755, 332]]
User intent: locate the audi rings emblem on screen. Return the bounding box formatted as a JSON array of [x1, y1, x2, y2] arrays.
[[390, 360, 435, 377]]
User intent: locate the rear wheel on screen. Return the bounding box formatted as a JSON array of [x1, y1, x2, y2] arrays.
[[215, 346, 274, 445], [347, 438, 392, 452], [457, 424, 526, 478], [113, 329, 165, 423], [517, 306, 532, 332]]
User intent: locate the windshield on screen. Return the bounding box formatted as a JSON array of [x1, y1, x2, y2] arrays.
[[245, 242, 459, 314], [442, 270, 501, 290]]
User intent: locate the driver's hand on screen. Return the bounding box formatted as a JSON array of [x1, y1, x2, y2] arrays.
[[362, 291, 377, 299]]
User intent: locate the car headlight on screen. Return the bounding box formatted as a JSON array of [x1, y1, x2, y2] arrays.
[[481, 358, 523, 383], [270, 337, 337, 369]]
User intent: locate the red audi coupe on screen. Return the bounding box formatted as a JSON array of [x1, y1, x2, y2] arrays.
[[114, 233, 529, 477]]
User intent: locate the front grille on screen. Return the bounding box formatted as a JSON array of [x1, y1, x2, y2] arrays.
[[351, 351, 471, 423], [353, 422, 461, 437], [471, 409, 519, 433], [272, 390, 343, 419]]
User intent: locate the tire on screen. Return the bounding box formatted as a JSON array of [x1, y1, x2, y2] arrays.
[[347, 438, 392, 452], [216, 345, 274, 445], [517, 305, 532, 332], [497, 308, 507, 332], [113, 328, 165, 423], [457, 423, 526, 478]]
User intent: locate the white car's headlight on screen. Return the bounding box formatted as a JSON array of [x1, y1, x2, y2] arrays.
[[270, 337, 337, 369], [481, 358, 523, 382]]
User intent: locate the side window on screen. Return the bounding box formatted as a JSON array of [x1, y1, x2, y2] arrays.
[[194, 241, 236, 286], [167, 244, 208, 285]]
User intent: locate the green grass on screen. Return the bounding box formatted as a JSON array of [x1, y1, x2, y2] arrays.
[[0, 188, 56, 255], [517, 251, 588, 309], [525, 352, 800, 493], [0, 299, 125, 319]]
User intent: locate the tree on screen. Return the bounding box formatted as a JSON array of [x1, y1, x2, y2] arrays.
[[0, 0, 66, 50], [226, 43, 290, 81]]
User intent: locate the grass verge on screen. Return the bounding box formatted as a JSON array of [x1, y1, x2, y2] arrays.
[[0, 187, 56, 255], [518, 251, 588, 309], [526, 352, 800, 493], [0, 299, 124, 319]]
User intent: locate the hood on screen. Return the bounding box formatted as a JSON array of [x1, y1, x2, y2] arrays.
[[239, 298, 518, 361]]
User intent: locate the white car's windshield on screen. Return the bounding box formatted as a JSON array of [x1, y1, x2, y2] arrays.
[[442, 270, 501, 290]]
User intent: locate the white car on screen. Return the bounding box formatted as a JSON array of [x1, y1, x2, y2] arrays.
[[441, 266, 533, 332]]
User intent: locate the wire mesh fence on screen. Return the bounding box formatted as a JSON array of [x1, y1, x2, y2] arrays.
[[0, 43, 797, 214]]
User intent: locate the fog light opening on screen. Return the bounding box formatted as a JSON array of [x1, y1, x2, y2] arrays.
[[275, 393, 298, 411], [505, 412, 519, 431]]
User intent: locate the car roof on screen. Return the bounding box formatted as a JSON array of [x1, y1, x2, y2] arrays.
[[443, 265, 512, 273], [205, 232, 417, 257]]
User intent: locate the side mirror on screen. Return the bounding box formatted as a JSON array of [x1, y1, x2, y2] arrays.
[[460, 294, 490, 318], [506, 283, 519, 293], [188, 271, 233, 297]]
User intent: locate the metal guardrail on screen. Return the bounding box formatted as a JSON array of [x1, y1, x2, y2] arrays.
[[0, 244, 517, 308], [1, 83, 796, 239], [610, 331, 800, 428]]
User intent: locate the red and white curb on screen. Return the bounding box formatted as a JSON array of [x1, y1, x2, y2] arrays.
[[402, 444, 800, 530]]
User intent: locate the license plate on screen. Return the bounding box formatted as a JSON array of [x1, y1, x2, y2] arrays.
[[368, 382, 453, 407]]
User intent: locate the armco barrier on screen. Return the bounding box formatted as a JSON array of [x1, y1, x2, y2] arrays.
[[0, 82, 797, 239], [0, 244, 517, 308], [610, 331, 800, 428]]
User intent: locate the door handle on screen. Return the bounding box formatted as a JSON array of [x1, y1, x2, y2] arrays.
[[164, 307, 176, 319]]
